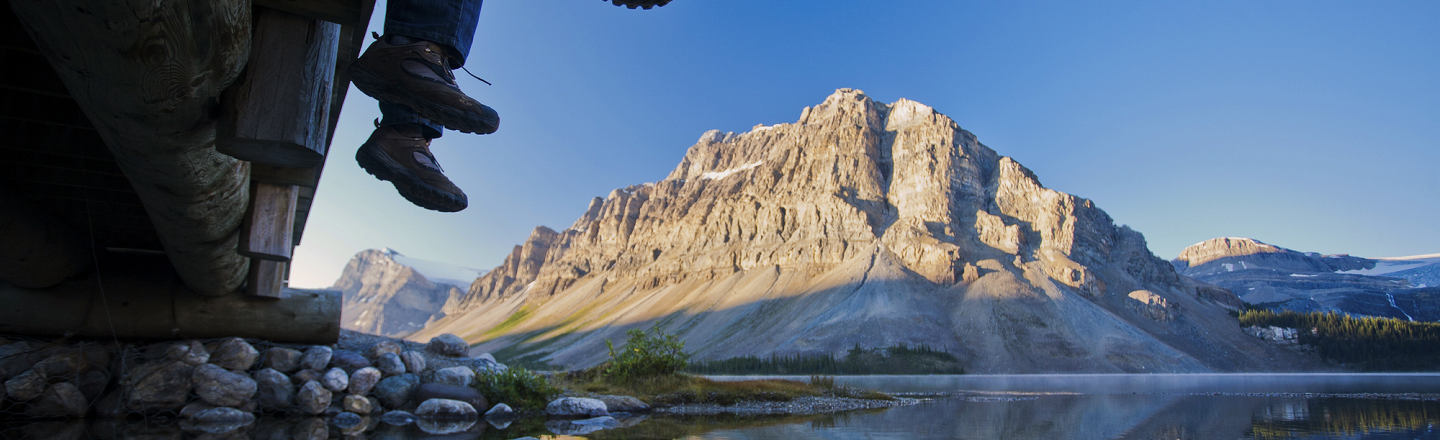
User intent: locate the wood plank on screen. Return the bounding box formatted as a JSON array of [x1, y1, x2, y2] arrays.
[[255, 0, 364, 27], [217, 7, 340, 168], [246, 259, 287, 298], [239, 182, 299, 262], [250, 163, 320, 187], [9, 0, 254, 296]]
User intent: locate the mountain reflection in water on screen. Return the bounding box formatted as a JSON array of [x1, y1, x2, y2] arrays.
[[3, 374, 1437, 439]]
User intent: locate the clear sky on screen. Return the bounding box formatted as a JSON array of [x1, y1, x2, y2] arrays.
[[288, 0, 1440, 288]]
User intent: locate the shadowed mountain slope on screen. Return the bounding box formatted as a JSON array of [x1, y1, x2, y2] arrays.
[[413, 89, 1322, 373]]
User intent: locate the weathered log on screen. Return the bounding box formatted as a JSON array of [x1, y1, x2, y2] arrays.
[[9, 0, 254, 296], [217, 7, 340, 168], [239, 182, 299, 262], [0, 272, 340, 344], [0, 190, 90, 288]]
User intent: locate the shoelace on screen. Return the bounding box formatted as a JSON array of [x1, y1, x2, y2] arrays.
[[373, 32, 492, 86]]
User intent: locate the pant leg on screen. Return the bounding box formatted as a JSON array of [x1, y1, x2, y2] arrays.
[[384, 0, 482, 67], [380, 102, 445, 139]]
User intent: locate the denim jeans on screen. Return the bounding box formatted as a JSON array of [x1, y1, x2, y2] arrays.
[[377, 0, 483, 138]]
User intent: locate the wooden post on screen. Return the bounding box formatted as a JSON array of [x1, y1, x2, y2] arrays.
[[246, 259, 288, 298], [217, 7, 341, 168], [9, 0, 253, 296], [239, 182, 300, 262]]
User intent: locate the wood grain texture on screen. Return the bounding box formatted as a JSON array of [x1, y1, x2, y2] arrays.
[[217, 7, 340, 168], [0, 275, 341, 344], [246, 259, 287, 298], [9, 0, 253, 296], [239, 182, 298, 262], [255, 0, 365, 27]]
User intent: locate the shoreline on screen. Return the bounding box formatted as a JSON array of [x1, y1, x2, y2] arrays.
[[652, 395, 922, 416]]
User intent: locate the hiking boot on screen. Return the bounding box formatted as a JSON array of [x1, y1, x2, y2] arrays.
[[356, 123, 468, 212], [349, 34, 500, 135]]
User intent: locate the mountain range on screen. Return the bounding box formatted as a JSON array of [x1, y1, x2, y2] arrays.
[[1173, 237, 1440, 321], [396, 89, 1324, 373], [334, 248, 483, 337]]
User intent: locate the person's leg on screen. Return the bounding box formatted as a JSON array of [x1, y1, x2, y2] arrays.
[[382, 0, 482, 67], [379, 102, 444, 139]]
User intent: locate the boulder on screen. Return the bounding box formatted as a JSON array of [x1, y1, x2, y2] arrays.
[[298, 346, 332, 372], [415, 398, 478, 420], [208, 338, 259, 371], [400, 351, 427, 374], [545, 397, 609, 417], [375, 352, 406, 376], [369, 340, 403, 359], [329, 350, 369, 372], [596, 395, 650, 412], [192, 363, 256, 407], [483, 402, 515, 420], [545, 419, 607, 436], [33, 345, 109, 379], [4, 369, 46, 401], [165, 340, 210, 365], [261, 347, 303, 373], [433, 366, 475, 387], [348, 367, 381, 395], [380, 410, 417, 425], [295, 380, 331, 415], [253, 368, 294, 410], [425, 334, 467, 357], [374, 373, 420, 409], [76, 369, 109, 401], [123, 361, 194, 410], [343, 394, 373, 415], [28, 382, 88, 418], [291, 417, 328, 440], [290, 368, 322, 385], [0, 341, 34, 380], [475, 353, 496, 363], [321, 367, 349, 392], [415, 382, 488, 414]]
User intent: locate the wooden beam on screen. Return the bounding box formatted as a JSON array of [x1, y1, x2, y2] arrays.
[[254, 0, 366, 27], [251, 163, 320, 187], [217, 7, 340, 168], [239, 182, 299, 262], [246, 259, 287, 298], [0, 278, 340, 344], [9, 0, 253, 296]]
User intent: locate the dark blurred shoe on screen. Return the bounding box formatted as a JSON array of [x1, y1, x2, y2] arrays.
[[356, 123, 467, 212], [349, 34, 499, 135]]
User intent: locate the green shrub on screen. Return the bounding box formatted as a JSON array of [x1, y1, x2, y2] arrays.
[[474, 366, 559, 411], [604, 324, 690, 382]]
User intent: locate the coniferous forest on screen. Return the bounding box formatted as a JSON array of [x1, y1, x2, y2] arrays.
[[686, 343, 965, 375], [1240, 309, 1440, 371]]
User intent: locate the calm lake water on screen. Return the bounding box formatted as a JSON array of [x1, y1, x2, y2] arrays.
[[4, 374, 1439, 439]]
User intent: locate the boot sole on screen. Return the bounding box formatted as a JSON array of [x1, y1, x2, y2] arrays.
[[356, 143, 468, 213], [349, 64, 499, 135]]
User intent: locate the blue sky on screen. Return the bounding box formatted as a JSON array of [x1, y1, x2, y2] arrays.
[[288, 0, 1439, 288]]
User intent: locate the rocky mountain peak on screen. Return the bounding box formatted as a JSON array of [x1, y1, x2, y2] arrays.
[[412, 89, 1315, 373], [1174, 237, 1291, 268], [335, 249, 466, 338]]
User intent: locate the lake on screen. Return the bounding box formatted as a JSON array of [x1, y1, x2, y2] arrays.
[[4, 374, 1438, 439]]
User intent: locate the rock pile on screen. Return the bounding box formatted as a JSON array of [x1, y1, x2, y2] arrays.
[[0, 333, 507, 426]]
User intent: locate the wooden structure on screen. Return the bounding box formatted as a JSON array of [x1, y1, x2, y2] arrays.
[[0, 0, 376, 342]]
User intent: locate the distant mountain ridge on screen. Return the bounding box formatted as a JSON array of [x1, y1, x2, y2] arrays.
[[408, 89, 1320, 373], [1173, 237, 1440, 321], [334, 249, 484, 337]]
